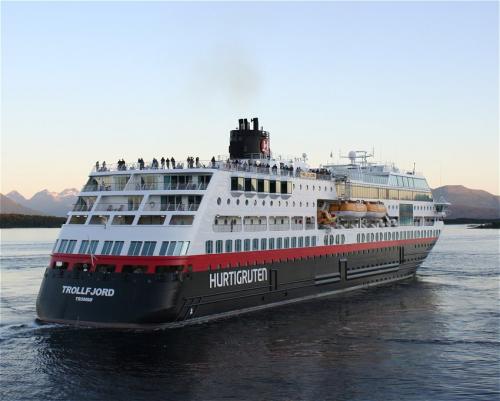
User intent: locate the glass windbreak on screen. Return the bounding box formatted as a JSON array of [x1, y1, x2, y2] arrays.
[[399, 204, 413, 226]]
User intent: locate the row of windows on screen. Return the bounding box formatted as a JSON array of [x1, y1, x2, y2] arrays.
[[231, 177, 292, 194], [68, 214, 195, 226], [217, 197, 316, 208], [55, 239, 190, 256], [337, 183, 433, 202], [356, 229, 440, 243], [205, 236, 318, 254]]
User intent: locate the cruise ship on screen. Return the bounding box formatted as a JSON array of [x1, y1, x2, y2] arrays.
[[36, 118, 448, 328]]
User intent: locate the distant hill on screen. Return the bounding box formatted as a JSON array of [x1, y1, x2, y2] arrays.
[[432, 185, 500, 220], [0, 194, 42, 215], [5, 188, 78, 217]]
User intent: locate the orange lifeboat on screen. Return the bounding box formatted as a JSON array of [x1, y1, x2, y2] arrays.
[[335, 200, 367, 220], [365, 201, 386, 219]]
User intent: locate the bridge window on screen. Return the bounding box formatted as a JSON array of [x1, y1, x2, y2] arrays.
[[66, 240, 77, 253], [89, 240, 99, 254]]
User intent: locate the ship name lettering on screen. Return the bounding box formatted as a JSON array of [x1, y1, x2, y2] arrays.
[[62, 286, 115, 297], [209, 268, 268, 289]]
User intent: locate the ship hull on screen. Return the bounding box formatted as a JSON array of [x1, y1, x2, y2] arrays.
[[36, 239, 436, 329]]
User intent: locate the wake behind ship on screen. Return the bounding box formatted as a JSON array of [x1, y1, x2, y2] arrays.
[[36, 118, 448, 328]]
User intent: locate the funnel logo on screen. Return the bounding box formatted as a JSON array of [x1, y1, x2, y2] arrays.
[[260, 138, 269, 154]]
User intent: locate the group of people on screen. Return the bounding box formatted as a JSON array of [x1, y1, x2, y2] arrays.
[[95, 161, 107, 172]]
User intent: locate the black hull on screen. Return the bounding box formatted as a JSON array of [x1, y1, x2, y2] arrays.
[[36, 242, 435, 328]]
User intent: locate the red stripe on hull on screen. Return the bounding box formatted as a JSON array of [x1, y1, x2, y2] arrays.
[[51, 237, 438, 273]]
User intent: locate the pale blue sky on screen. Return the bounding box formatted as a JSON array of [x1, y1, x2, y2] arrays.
[[1, 1, 498, 196]]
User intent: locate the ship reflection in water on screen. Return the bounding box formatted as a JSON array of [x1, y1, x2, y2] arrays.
[[1, 226, 498, 401]]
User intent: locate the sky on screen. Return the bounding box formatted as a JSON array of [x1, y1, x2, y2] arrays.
[[1, 1, 498, 197]]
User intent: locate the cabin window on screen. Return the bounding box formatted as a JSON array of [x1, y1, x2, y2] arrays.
[[277, 238, 283, 249], [89, 215, 109, 225], [89, 240, 99, 254], [225, 240, 233, 253], [169, 215, 194, 225], [298, 237, 304, 247], [291, 237, 297, 248], [260, 238, 267, 250], [66, 240, 77, 253], [138, 215, 166, 225], [112, 215, 134, 225], [231, 177, 239, 191], [57, 240, 68, 253], [235, 239, 242, 252], [101, 241, 113, 255], [111, 241, 124, 255], [69, 215, 87, 224], [252, 239, 259, 251], [257, 179, 265, 192], [284, 237, 290, 248], [205, 240, 213, 254], [269, 180, 276, 193], [312, 236, 317, 246], [141, 241, 157, 256], [78, 240, 89, 254], [128, 241, 143, 256], [269, 238, 275, 250], [244, 239, 251, 251], [215, 240, 223, 254], [305, 236, 310, 247], [245, 178, 252, 192], [281, 181, 288, 194]]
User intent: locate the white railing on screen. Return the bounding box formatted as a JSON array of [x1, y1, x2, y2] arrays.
[[213, 224, 243, 232]]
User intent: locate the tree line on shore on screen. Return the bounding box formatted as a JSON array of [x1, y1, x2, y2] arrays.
[[0, 214, 66, 228]]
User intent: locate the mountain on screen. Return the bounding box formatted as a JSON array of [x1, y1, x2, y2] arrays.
[[0, 194, 42, 215], [432, 185, 500, 220], [5, 189, 79, 217]]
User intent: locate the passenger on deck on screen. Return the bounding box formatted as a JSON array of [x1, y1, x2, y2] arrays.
[[171, 157, 175, 169], [211, 156, 216, 167], [102, 161, 107, 171], [166, 158, 170, 169], [96, 161, 99, 171], [195, 157, 200, 167], [161, 157, 165, 169]]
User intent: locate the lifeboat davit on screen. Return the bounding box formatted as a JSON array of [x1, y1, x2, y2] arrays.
[[317, 210, 335, 226], [332, 200, 367, 220], [365, 201, 387, 219]]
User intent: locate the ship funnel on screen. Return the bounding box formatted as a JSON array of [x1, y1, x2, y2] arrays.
[[229, 117, 270, 160]]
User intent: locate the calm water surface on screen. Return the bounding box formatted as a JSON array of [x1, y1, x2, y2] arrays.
[[0, 226, 499, 401]]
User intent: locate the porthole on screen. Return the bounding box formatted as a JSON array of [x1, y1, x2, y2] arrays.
[[245, 199, 249, 206], [300, 184, 302, 190], [217, 197, 221, 205], [293, 201, 296, 207], [278, 201, 281, 207], [286, 201, 289, 207], [306, 202, 309, 207], [313, 186, 315, 191], [227, 198, 230, 205], [254, 199, 257, 206], [262, 200, 266, 206], [236, 199, 240, 205], [270, 201, 274, 206], [300, 202, 302, 207]]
